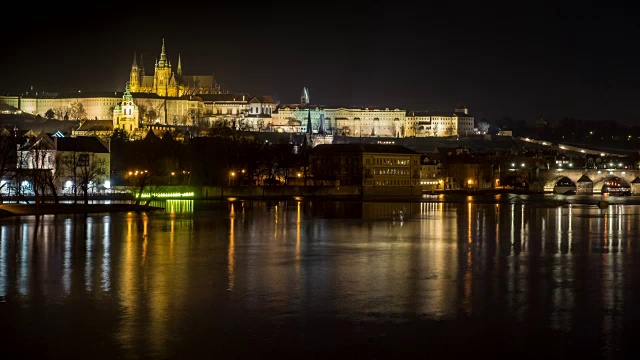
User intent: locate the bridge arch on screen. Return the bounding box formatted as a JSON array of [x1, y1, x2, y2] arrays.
[[543, 175, 576, 193]]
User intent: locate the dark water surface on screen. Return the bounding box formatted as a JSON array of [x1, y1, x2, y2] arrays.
[[2, 197, 640, 359]]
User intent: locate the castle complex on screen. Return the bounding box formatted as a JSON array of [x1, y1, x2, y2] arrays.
[[0, 40, 475, 139], [129, 39, 221, 97]]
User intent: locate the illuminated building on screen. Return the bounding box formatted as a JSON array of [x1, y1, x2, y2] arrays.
[[309, 143, 422, 196], [129, 39, 221, 97], [113, 82, 139, 133], [16, 133, 111, 194], [404, 103, 475, 137]]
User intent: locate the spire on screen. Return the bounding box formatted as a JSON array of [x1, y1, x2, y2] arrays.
[[307, 109, 312, 135], [139, 53, 145, 73], [319, 113, 326, 135], [132, 52, 138, 67], [177, 54, 182, 78], [123, 81, 133, 101], [158, 38, 167, 67]]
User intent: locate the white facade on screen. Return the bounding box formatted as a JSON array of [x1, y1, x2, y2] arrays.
[[1, 93, 475, 139], [16, 135, 111, 194], [273, 106, 405, 137], [0, 93, 204, 126]]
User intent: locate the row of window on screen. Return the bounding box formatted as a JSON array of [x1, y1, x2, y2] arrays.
[[365, 180, 417, 186], [369, 168, 411, 176], [366, 158, 414, 165]]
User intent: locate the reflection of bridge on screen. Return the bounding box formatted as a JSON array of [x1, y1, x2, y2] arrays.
[[531, 169, 640, 194]]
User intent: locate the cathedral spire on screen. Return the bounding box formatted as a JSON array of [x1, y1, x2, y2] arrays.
[[158, 38, 168, 67], [132, 52, 138, 67], [307, 109, 313, 135], [177, 54, 182, 78]]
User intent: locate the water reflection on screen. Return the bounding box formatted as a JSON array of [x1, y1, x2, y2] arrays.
[[1, 199, 640, 358]]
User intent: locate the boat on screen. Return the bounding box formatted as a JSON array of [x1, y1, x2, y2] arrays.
[[601, 179, 631, 196]]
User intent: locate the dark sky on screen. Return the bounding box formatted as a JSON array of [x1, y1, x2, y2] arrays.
[[2, 1, 640, 126]]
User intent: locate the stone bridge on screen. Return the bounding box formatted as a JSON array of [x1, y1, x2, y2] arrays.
[[529, 168, 640, 194]]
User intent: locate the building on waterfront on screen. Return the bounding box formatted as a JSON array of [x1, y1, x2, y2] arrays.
[[419, 155, 443, 191], [129, 39, 221, 97], [309, 143, 422, 197], [15, 133, 111, 196]]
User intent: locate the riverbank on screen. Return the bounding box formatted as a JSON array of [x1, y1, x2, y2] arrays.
[[0, 203, 164, 217]]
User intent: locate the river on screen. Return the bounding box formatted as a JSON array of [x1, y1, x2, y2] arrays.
[[1, 196, 640, 359]]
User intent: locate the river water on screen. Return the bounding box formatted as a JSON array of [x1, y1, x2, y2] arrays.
[[1, 196, 640, 359]]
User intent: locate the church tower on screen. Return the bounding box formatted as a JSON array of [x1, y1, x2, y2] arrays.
[[139, 53, 145, 79], [113, 82, 139, 133], [129, 52, 141, 92], [454, 101, 468, 115], [153, 39, 173, 97]]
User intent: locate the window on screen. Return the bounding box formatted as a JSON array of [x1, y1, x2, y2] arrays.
[[78, 154, 90, 167]]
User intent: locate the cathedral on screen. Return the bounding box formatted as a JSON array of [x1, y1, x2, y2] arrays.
[[128, 39, 222, 97]]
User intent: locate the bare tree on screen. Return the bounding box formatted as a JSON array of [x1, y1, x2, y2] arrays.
[[76, 155, 107, 204], [477, 121, 490, 134], [60, 152, 107, 204], [0, 135, 20, 203], [53, 107, 67, 120], [68, 101, 87, 120], [20, 139, 57, 204], [45, 109, 55, 120], [59, 151, 80, 203]]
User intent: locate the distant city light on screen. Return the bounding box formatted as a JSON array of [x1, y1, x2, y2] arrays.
[[104, 180, 111, 189]]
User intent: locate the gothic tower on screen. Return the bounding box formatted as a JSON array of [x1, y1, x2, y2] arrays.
[[301, 87, 310, 106], [129, 52, 141, 92], [153, 39, 172, 96], [139, 53, 145, 79]]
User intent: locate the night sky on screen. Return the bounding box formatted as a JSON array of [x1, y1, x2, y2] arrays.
[[2, 1, 639, 126]]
